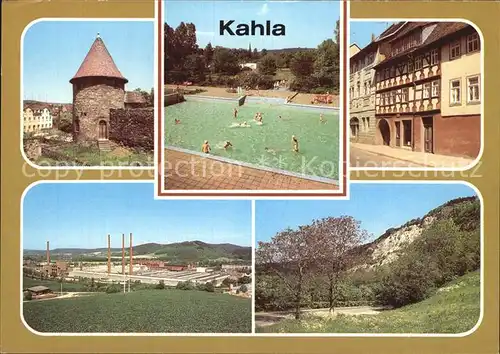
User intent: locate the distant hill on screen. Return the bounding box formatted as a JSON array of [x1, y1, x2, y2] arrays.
[[24, 240, 251, 262]]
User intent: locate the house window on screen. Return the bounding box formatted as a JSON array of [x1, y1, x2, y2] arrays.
[[391, 91, 396, 104], [402, 88, 409, 102], [450, 40, 461, 59], [432, 80, 440, 97], [414, 56, 423, 70], [356, 82, 360, 97], [423, 83, 431, 99], [430, 49, 439, 65], [384, 93, 389, 105], [366, 117, 370, 128], [450, 79, 461, 105], [385, 68, 390, 79], [467, 76, 480, 103], [467, 33, 479, 53], [390, 66, 396, 78], [408, 60, 413, 72]]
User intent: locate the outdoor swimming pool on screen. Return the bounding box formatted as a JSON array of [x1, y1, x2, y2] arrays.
[[165, 96, 340, 181]]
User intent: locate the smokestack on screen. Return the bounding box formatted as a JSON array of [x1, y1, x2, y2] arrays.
[[122, 233, 125, 275], [107, 234, 111, 275], [129, 233, 133, 276], [46, 241, 50, 264]]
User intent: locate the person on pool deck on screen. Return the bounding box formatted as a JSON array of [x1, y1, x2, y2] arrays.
[[223, 141, 233, 150], [201, 140, 211, 154], [292, 135, 299, 153], [234, 108, 238, 118]]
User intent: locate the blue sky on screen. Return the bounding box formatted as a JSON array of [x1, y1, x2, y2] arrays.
[[165, 1, 340, 49], [350, 20, 396, 48], [23, 183, 252, 250], [256, 183, 478, 243], [23, 21, 154, 103]]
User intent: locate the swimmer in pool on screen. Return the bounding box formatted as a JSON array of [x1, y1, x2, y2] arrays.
[[201, 140, 211, 154], [254, 113, 259, 121], [292, 135, 299, 153], [223, 141, 233, 150], [175, 119, 181, 124], [320, 113, 325, 123], [278, 115, 282, 120], [264, 147, 276, 155], [234, 108, 238, 118]]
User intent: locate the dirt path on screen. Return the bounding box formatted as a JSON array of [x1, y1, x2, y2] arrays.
[[255, 306, 389, 327]]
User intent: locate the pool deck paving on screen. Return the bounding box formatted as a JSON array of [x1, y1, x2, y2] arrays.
[[164, 149, 338, 191]]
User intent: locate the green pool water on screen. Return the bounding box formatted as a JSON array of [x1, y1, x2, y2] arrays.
[[165, 97, 340, 180]]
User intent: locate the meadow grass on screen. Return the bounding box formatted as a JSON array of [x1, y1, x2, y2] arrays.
[[23, 289, 252, 333], [257, 271, 480, 334]]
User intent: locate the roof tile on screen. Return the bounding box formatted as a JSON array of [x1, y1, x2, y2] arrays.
[[70, 35, 128, 84]]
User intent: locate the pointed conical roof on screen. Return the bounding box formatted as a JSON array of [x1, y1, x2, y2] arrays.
[[70, 34, 128, 84]]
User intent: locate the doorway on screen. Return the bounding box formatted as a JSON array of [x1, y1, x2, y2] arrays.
[[98, 120, 108, 140], [422, 116, 434, 153], [350, 118, 360, 141], [378, 119, 390, 146], [395, 121, 401, 147], [402, 120, 412, 148]]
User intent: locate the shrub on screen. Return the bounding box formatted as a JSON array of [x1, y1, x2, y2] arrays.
[[238, 276, 251, 285], [156, 280, 165, 289], [205, 282, 215, 293], [105, 285, 120, 294], [176, 281, 195, 290], [24, 291, 32, 301], [239, 285, 248, 293]]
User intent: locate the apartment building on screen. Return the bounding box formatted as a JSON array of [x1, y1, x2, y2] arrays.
[[372, 21, 481, 158], [23, 103, 53, 133]]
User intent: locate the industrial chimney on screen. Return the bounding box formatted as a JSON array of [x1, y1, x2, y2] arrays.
[[46, 241, 50, 264], [129, 233, 133, 276], [122, 233, 125, 275], [107, 234, 111, 275]]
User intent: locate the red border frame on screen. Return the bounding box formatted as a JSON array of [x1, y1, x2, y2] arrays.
[[157, 0, 348, 197]]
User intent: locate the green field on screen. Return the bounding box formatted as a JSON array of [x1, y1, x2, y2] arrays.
[[257, 271, 480, 334], [23, 277, 88, 292], [24, 289, 251, 333]]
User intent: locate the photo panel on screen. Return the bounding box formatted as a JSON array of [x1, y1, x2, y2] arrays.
[[255, 181, 482, 335], [21, 19, 155, 169], [159, 0, 347, 195], [348, 20, 483, 170], [21, 182, 253, 334]]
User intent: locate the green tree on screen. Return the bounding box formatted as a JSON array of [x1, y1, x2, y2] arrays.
[[213, 48, 240, 75], [184, 54, 206, 82], [258, 55, 277, 76], [156, 280, 165, 289], [290, 51, 315, 78], [313, 39, 340, 91], [204, 42, 214, 66], [240, 285, 248, 293]]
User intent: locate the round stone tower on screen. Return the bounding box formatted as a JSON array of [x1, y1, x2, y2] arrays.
[[70, 33, 128, 142]]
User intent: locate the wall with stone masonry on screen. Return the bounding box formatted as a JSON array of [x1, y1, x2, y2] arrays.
[[109, 108, 154, 151], [72, 78, 125, 141]]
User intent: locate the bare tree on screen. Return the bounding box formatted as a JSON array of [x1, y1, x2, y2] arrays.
[[310, 216, 368, 313], [256, 226, 317, 319]]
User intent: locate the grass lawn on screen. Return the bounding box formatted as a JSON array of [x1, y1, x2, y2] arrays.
[[257, 271, 480, 334], [24, 289, 252, 333], [34, 144, 153, 167]]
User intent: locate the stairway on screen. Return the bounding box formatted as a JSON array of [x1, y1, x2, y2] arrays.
[[98, 139, 112, 152]]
